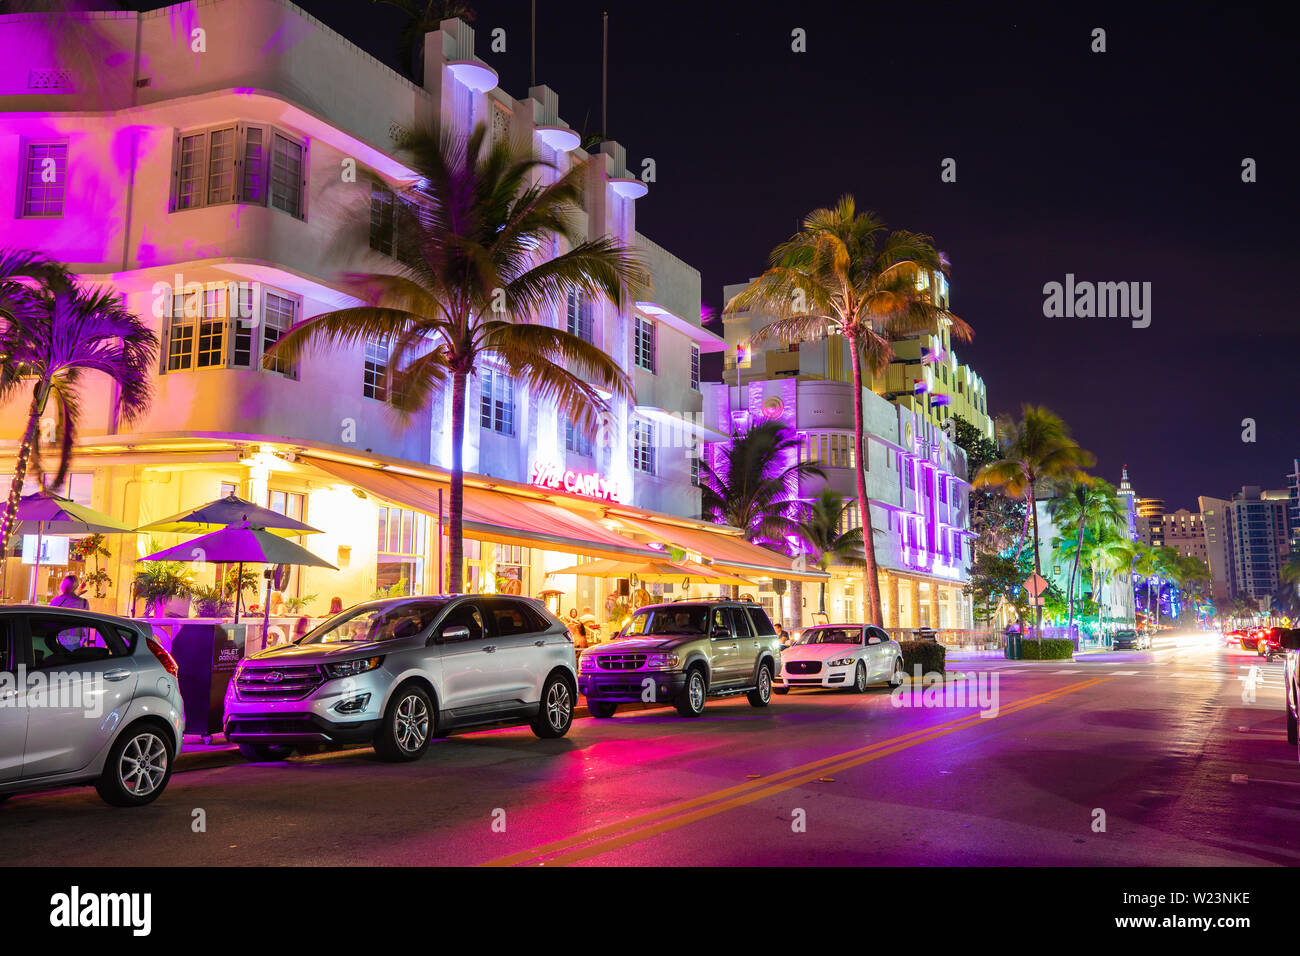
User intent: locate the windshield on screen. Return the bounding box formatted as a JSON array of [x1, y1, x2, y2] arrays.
[[623, 606, 708, 636], [798, 627, 863, 645], [297, 601, 446, 645]]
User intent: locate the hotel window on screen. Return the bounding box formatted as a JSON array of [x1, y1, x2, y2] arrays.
[[690, 445, 701, 487], [377, 505, 426, 596], [565, 418, 593, 457], [634, 316, 656, 372], [230, 284, 255, 368], [566, 291, 594, 342], [363, 339, 390, 401], [20, 141, 68, 218], [690, 344, 700, 390], [262, 291, 296, 376], [171, 123, 306, 219], [480, 368, 515, 436], [167, 289, 223, 370], [632, 418, 656, 474]]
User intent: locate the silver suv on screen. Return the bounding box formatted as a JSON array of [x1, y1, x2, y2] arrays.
[[224, 595, 577, 761], [0, 606, 185, 808]]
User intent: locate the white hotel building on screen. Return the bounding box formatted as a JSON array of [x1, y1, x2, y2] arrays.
[[0, 0, 822, 628]]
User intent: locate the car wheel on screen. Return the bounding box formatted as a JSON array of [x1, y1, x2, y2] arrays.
[[675, 668, 707, 717], [94, 724, 174, 808], [237, 743, 295, 762], [531, 673, 575, 738], [851, 661, 870, 693], [747, 663, 773, 707], [888, 657, 905, 687], [1288, 701, 1298, 747], [374, 684, 434, 762], [588, 699, 618, 718]]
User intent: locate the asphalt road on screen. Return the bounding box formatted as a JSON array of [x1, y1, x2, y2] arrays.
[[3, 632, 1296, 866]]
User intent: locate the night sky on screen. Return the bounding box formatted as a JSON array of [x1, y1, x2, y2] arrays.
[[128, 0, 1297, 508]]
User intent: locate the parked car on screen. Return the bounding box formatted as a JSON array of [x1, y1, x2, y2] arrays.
[[577, 599, 780, 718], [1112, 629, 1151, 650], [0, 606, 184, 807], [1281, 629, 1300, 758], [775, 624, 904, 693], [1256, 627, 1284, 661], [224, 595, 577, 762]]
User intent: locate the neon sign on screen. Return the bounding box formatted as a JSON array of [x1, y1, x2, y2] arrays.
[[530, 461, 628, 503]]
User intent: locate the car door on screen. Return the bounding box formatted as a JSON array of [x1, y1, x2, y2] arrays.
[[19, 612, 140, 779], [483, 598, 552, 708], [726, 606, 759, 684], [434, 599, 506, 713], [0, 617, 26, 782], [864, 626, 891, 680], [707, 606, 739, 686]]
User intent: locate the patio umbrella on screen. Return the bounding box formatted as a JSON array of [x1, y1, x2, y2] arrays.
[[546, 556, 754, 586], [136, 492, 320, 537], [137, 521, 337, 623], [10, 492, 137, 602]]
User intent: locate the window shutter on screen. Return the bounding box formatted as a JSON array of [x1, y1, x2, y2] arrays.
[[298, 136, 309, 220], [158, 313, 171, 374], [169, 130, 181, 212]]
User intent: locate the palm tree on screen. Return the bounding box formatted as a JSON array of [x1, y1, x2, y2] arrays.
[[974, 405, 1094, 638], [1088, 524, 1135, 628], [0, 279, 157, 558], [371, 0, 477, 85], [1049, 479, 1125, 628], [791, 487, 865, 614], [699, 420, 824, 548], [271, 122, 643, 594], [724, 197, 971, 624]]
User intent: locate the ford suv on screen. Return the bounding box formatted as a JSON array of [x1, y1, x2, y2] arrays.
[[578, 599, 781, 718], [224, 595, 577, 762]]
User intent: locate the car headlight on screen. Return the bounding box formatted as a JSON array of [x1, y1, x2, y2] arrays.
[[324, 657, 384, 679], [827, 657, 857, 667], [579, 654, 601, 672], [644, 653, 680, 670]]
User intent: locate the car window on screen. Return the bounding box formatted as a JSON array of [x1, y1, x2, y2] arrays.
[[486, 599, 548, 636], [440, 601, 487, 641], [299, 601, 445, 644], [866, 626, 889, 642], [727, 607, 753, 638], [746, 607, 776, 637], [710, 607, 730, 636], [24, 614, 130, 670], [625, 606, 708, 635], [800, 627, 863, 645], [0, 619, 11, 672]]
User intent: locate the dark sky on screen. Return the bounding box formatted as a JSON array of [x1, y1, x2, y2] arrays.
[[135, 0, 1298, 509]]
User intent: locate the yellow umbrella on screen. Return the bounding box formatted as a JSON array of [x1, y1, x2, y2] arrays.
[[546, 556, 754, 586]]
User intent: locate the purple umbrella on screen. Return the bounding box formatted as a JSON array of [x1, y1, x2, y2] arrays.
[[137, 521, 337, 623], [10, 492, 136, 603], [137, 493, 320, 537]]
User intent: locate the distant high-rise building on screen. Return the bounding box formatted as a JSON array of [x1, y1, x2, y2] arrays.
[[1136, 496, 1166, 547], [1287, 458, 1300, 553], [1116, 464, 1138, 538], [1224, 486, 1292, 604], [1161, 509, 1206, 563], [1199, 496, 1233, 604]]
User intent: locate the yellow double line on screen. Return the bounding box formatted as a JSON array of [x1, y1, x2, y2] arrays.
[[483, 675, 1113, 866]]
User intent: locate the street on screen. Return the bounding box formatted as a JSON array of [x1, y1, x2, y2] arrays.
[[2, 632, 1294, 866]]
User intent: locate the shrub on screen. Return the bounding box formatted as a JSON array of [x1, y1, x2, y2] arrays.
[[899, 640, 946, 676], [1020, 637, 1074, 660]]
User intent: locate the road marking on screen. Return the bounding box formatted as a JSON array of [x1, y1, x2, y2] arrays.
[[482, 676, 1113, 867], [1051, 669, 1081, 674], [1231, 774, 1300, 788], [1111, 670, 1140, 675]]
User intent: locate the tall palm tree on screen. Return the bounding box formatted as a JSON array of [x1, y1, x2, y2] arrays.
[[724, 197, 971, 624], [699, 420, 824, 549], [271, 122, 643, 594], [1088, 524, 1135, 627], [0, 279, 157, 558], [791, 487, 865, 614], [1050, 479, 1124, 628], [974, 405, 1094, 637]]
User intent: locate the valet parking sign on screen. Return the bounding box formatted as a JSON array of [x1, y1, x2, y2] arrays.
[[530, 461, 629, 503]]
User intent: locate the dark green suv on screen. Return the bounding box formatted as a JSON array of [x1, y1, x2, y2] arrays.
[[577, 600, 781, 718]]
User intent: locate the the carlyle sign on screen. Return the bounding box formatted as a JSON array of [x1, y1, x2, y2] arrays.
[[530, 461, 628, 503]]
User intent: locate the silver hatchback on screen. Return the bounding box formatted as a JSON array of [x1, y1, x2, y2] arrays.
[[0, 606, 185, 807], [224, 595, 577, 762]]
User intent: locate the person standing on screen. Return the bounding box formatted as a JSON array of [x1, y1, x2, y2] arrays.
[[49, 574, 89, 610]]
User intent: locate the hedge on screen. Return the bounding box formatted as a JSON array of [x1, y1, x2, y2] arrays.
[[1019, 637, 1074, 660], [898, 640, 946, 676]]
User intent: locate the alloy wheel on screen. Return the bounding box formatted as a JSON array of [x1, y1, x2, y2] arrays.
[[689, 673, 705, 710], [394, 694, 430, 752], [546, 681, 572, 731], [119, 733, 169, 797], [758, 667, 771, 701]]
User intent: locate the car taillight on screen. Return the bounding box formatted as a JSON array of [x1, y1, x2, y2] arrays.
[[147, 636, 179, 677]]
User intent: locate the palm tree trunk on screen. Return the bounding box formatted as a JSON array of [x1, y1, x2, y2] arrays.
[[847, 338, 883, 625], [788, 579, 803, 628], [1028, 481, 1044, 639], [446, 367, 467, 594], [818, 579, 827, 614], [1067, 512, 1086, 630], [0, 387, 48, 568]]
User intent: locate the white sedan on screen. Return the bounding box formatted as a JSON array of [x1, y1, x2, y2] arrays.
[[776, 624, 904, 693]]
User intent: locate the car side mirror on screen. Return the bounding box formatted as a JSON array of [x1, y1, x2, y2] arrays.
[[431, 624, 471, 645], [1282, 629, 1300, 651], [867, 637, 882, 645]]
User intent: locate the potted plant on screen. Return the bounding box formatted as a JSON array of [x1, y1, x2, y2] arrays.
[[282, 593, 318, 615], [191, 584, 234, 619], [133, 561, 195, 617]]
